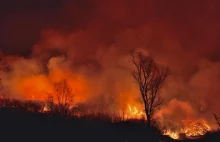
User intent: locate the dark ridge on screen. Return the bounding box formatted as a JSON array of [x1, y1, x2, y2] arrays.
[[0, 98, 219, 142]]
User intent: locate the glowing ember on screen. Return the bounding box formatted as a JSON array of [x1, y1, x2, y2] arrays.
[[43, 105, 49, 112], [164, 130, 179, 139]]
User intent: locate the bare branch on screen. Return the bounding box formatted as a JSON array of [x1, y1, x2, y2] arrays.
[[131, 51, 168, 127], [213, 113, 220, 130], [46, 79, 74, 117]]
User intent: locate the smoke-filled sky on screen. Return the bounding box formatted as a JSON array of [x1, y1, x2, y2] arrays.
[[1, 0, 220, 128]]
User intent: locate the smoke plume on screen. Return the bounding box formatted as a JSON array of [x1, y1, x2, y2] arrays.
[[1, 0, 220, 129]]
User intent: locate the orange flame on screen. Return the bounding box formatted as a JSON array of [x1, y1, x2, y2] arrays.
[[163, 119, 211, 139], [164, 130, 179, 139], [181, 119, 211, 137], [125, 103, 145, 120]]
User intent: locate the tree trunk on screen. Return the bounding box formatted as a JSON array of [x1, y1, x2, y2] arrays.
[[147, 114, 151, 128], [145, 106, 151, 128]]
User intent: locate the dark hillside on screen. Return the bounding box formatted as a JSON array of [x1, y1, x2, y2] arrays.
[[0, 107, 219, 142], [0, 108, 160, 142]]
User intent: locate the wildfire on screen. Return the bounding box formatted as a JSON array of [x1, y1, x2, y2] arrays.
[[43, 105, 49, 112], [164, 130, 179, 139], [181, 119, 211, 137], [124, 104, 145, 120], [0, 95, 213, 140], [163, 119, 211, 140]]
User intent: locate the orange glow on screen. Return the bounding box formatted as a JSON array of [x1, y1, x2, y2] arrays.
[[164, 130, 179, 139], [43, 104, 49, 112], [163, 119, 211, 139], [181, 119, 211, 137], [14, 70, 89, 104], [0, 60, 213, 137], [124, 103, 145, 120], [17, 75, 52, 100]]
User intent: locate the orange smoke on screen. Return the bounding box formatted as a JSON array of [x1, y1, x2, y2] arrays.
[[0, 53, 215, 138], [17, 75, 52, 100], [1, 1, 220, 140], [17, 73, 88, 103]]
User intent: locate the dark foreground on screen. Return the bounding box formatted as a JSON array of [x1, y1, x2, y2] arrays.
[[0, 108, 219, 142]]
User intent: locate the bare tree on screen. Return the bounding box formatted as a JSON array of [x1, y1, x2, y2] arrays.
[[131, 51, 168, 127], [47, 79, 74, 117], [213, 113, 220, 130]]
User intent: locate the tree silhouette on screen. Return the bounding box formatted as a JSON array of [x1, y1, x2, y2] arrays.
[[213, 113, 220, 130], [131, 51, 168, 127], [47, 79, 74, 117]]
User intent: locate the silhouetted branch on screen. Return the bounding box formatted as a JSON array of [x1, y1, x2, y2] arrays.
[[213, 113, 220, 130], [46, 79, 74, 117], [131, 51, 169, 127]]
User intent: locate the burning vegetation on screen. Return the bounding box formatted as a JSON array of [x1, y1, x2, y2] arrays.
[[163, 119, 211, 140], [1, 1, 220, 142], [0, 51, 215, 141], [181, 119, 211, 137]]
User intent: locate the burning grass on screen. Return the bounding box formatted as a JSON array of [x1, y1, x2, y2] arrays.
[[162, 119, 211, 140], [181, 119, 211, 137], [163, 130, 179, 139], [0, 97, 144, 121]]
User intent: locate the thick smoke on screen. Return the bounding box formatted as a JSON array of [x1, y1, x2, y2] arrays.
[[1, 0, 220, 129]]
